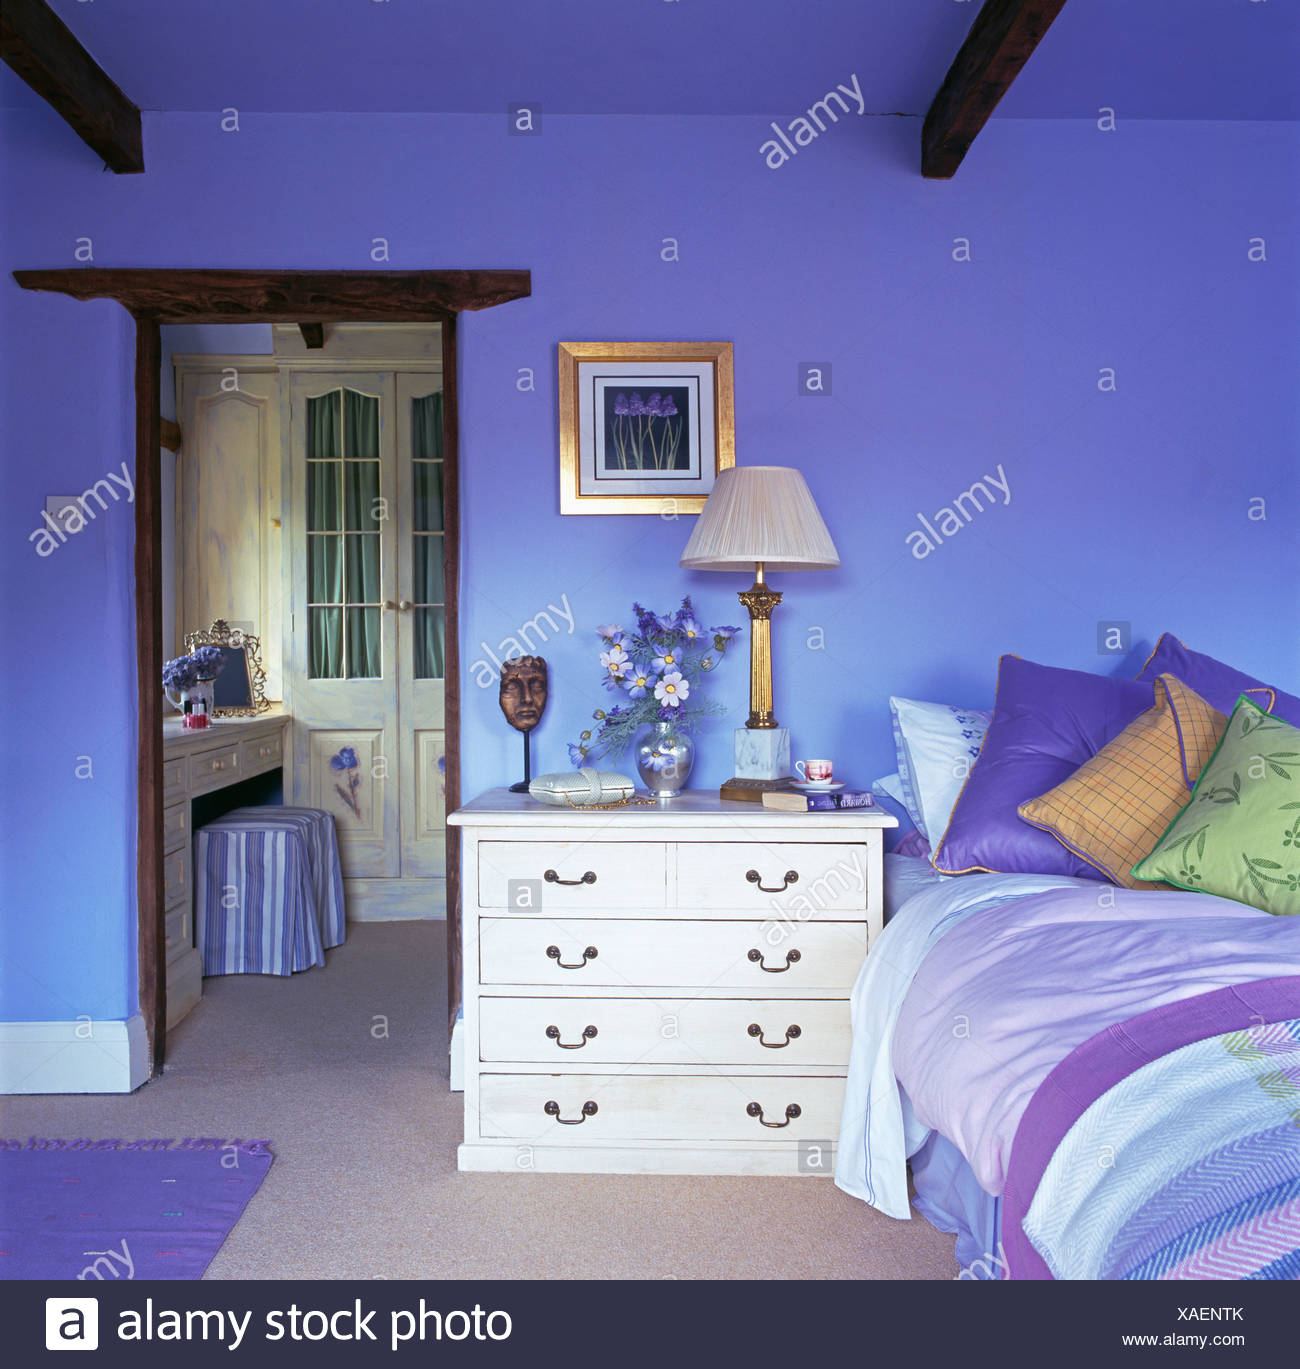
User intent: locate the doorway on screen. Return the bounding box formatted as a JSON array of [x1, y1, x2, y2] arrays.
[[13, 268, 532, 1073]]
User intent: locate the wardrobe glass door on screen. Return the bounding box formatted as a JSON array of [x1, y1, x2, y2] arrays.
[[396, 376, 447, 881], [289, 373, 400, 879]]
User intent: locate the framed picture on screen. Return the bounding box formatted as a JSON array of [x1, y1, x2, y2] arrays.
[[558, 341, 735, 515]]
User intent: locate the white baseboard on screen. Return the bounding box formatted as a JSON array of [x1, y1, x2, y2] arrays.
[[0, 1015, 150, 1095], [344, 877, 446, 921], [449, 1016, 464, 1092]]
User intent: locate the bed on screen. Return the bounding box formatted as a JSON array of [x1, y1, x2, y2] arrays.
[[838, 638, 1300, 1280]]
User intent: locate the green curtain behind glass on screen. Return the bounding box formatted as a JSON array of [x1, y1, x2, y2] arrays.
[[307, 395, 343, 677], [344, 391, 382, 677], [412, 392, 445, 678], [307, 390, 383, 678], [413, 393, 444, 531]]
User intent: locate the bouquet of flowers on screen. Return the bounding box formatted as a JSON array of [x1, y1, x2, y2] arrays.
[[568, 597, 739, 764], [162, 655, 200, 692], [189, 645, 226, 680], [161, 646, 226, 692]]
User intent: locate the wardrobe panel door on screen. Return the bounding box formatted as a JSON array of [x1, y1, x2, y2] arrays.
[[177, 369, 282, 701], [396, 374, 447, 884], [289, 372, 400, 879]]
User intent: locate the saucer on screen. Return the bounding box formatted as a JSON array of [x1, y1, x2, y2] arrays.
[[790, 779, 844, 792]]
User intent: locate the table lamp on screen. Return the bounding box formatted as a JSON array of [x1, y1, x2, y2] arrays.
[[680, 465, 840, 801]]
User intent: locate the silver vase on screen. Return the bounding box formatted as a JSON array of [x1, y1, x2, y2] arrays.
[[635, 720, 695, 798]]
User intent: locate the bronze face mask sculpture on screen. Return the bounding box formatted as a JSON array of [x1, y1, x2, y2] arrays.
[[499, 655, 548, 733], [499, 656, 548, 791]]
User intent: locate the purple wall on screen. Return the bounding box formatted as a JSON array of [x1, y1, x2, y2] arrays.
[[2, 107, 1297, 1024]]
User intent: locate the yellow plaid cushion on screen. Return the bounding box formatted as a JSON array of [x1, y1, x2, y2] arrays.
[[1018, 674, 1225, 888]]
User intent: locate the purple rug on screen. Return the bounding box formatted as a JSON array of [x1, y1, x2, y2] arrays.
[[0, 1137, 273, 1280]]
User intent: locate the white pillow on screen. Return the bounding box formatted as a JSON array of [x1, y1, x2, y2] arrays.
[[889, 697, 992, 843], [872, 771, 909, 811]]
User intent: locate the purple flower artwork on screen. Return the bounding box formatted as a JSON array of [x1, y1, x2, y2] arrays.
[[605, 387, 689, 472], [329, 746, 362, 819]]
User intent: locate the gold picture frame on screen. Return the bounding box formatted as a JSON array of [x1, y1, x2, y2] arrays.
[[183, 619, 271, 717], [558, 341, 735, 515]]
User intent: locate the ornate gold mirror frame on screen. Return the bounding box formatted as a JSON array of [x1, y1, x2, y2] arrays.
[[183, 619, 270, 717]]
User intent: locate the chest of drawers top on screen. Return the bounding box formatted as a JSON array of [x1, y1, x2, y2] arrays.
[[449, 787, 897, 838]]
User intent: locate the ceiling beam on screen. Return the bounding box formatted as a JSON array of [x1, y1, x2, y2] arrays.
[[0, 0, 144, 174], [11, 268, 532, 320], [298, 322, 326, 350], [922, 0, 1068, 179]]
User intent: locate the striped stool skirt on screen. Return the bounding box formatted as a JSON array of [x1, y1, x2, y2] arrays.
[[194, 806, 346, 976]]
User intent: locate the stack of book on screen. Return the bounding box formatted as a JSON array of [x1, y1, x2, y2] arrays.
[[761, 789, 876, 812]]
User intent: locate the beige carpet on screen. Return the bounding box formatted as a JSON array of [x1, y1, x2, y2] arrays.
[[1, 922, 958, 1280]]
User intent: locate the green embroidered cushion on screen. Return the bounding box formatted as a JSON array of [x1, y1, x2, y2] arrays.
[[1133, 693, 1300, 915]]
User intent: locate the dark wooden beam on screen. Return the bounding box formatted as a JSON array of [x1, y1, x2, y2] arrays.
[[12, 268, 532, 321], [159, 417, 181, 451], [134, 319, 165, 1069], [922, 0, 1068, 179], [298, 322, 325, 350], [0, 0, 144, 173]]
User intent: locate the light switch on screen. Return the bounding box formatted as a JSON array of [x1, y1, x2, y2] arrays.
[[44, 497, 83, 534]]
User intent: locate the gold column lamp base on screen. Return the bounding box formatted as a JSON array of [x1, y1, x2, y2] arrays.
[[737, 562, 782, 730], [719, 562, 794, 802]]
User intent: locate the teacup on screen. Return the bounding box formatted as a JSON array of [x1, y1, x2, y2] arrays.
[[795, 759, 834, 784]]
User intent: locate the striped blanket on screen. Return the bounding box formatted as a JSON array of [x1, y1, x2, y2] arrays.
[[1005, 979, 1300, 1280]]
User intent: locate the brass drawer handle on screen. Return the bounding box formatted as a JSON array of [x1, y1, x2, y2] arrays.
[[747, 1102, 801, 1129], [747, 948, 801, 973], [546, 1024, 598, 1049], [747, 1023, 802, 1049], [544, 1100, 598, 1125], [546, 944, 599, 969], [544, 869, 597, 887], [746, 869, 798, 893]]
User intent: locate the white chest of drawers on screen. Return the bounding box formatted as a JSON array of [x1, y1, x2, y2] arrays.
[[449, 788, 895, 1175]]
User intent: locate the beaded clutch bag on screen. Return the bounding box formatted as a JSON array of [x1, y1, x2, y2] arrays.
[[529, 767, 638, 807]]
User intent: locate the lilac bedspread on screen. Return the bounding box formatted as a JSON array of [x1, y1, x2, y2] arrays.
[[1002, 978, 1300, 1279], [891, 883, 1300, 1202]]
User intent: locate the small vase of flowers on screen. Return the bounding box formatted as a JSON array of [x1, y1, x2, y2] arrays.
[[162, 646, 226, 729], [569, 597, 738, 797]]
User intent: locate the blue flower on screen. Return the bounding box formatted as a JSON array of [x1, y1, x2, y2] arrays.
[[623, 661, 654, 699], [330, 747, 359, 771], [190, 644, 227, 679], [162, 655, 198, 691], [654, 671, 689, 708], [613, 394, 629, 417], [568, 743, 588, 766]]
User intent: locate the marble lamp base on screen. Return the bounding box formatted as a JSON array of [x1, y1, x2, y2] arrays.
[[719, 726, 793, 803]]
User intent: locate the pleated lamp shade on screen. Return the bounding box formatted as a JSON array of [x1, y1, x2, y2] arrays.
[[679, 466, 840, 573]]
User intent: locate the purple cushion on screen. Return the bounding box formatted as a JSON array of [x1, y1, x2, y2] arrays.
[[931, 656, 1149, 879], [1135, 634, 1300, 727]]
